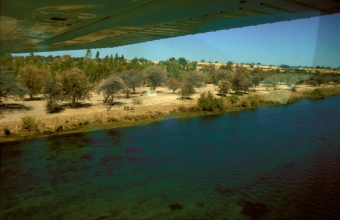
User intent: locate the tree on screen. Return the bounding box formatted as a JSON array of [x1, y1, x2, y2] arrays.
[[226, 61, 233, 71], [178, 57, 187, 66], [18, 65, 48, 99], [0, 68, 27, 102], [0, 54, 14, 70], [96, 76, 124, 103], [95, 51, 100, 61], [145, 66, 167, 90], [85, 49, 92, 59], [217, 79, 231, 96], [166, 78, 181, 94], [121, 69, 143, 98], [232, 69, 252, 94], [179, 82, 195, 99], [212, 69, 230, 85], [59, 68, 92, 108], [43, 75, 61, 113], [185, 70, 205, 88], [252, 75, 261, 89]]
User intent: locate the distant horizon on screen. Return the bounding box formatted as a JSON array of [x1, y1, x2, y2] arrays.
[[12, 13, 340, 68]]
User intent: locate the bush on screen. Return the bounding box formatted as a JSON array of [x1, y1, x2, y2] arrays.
[[309, 89, 325, 100], [21, 116, 37, 131], [241, 100, 250, 107], [132, 97, 143, 105], [247, 95, 260, 107], [250, 99, 258, 107], [197, 91, 225, 111], [3, 127, 10, 136], [55, 125, 63, 132], [45, 100, 58, 113], [228, 95, 239, 104]]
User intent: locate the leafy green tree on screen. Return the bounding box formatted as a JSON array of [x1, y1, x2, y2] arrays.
[[121, 69, 143, 98], [18, 65, 48, 99], [217, 79, 232, 96], [165, 59, 183, 78], [145, 66, 167, 90], [179, 82, 195, 99], [166, 78, 181, 94], [59, 68, 93, 108], [96, 76, 124, 103], [95, 51, 100, 61], [130, 57, 142, 70], [178, 57, 188, 66], [85, 49, 92, 59], [0, 68, 27, 102]]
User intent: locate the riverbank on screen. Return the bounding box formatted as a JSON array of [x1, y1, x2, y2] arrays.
[[1, 85, 340, 143]]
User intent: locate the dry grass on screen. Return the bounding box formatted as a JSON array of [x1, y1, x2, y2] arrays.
[[0, 103, 196, 141]]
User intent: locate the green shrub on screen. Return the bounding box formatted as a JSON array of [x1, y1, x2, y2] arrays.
[[228, 95, 239, 104], [247, 95, 260, 107], [241, 100, 250, 107], [21, 116, 37, 131], [309, 89, 325, 100], [250, 99, 258, 107], [197, 91, 224, 111]]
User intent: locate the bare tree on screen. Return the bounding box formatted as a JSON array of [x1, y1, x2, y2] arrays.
[[97, 76, 124, 103], [145, 66, 167, 90], [121, 69, 143, 98], [184, 70, 205, 88]]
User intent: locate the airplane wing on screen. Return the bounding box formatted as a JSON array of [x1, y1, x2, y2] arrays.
[[1, 0, 339, 54]]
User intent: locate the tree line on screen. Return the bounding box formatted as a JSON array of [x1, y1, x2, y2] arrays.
[[1, 50, 339, 113]]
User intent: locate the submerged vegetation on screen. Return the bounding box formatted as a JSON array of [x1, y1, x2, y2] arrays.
[[1, 51, 340, 142]]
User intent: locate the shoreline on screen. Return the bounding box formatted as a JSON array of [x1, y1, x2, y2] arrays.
[[1, 86, 340, 143]]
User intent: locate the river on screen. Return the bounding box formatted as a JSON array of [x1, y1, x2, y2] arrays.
[[1, 96, 340, 219]]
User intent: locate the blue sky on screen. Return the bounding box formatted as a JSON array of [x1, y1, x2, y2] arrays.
[[14, 13, 340, 68]]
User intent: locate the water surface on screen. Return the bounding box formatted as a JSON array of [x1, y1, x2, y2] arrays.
[[1, 97, 340, 219]]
